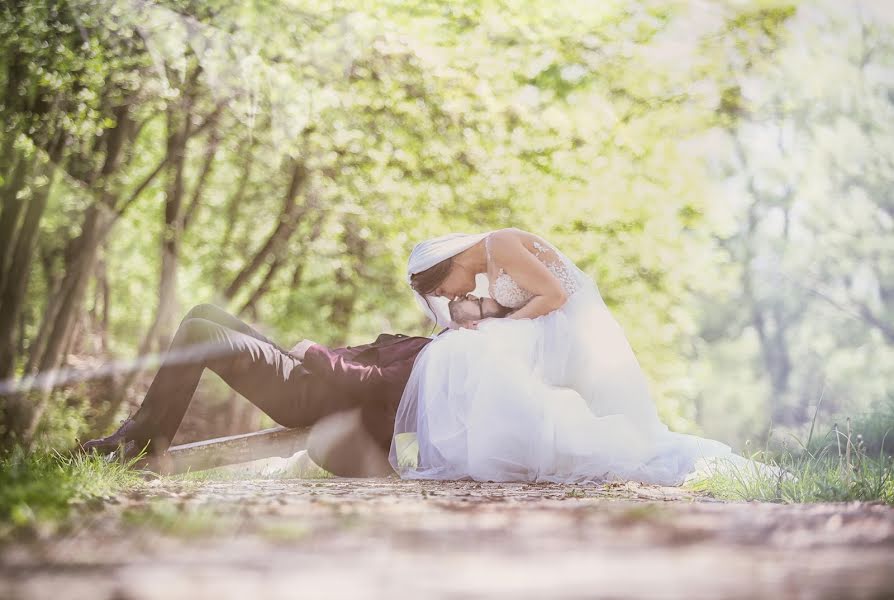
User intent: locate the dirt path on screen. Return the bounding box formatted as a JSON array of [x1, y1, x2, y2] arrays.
[[2, 478, 893, 599]]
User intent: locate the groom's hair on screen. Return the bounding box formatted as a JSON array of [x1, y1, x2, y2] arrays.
[[447, 299, 468, 324]]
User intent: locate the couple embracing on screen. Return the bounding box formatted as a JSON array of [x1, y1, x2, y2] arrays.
[[83, 227, 763, 485]]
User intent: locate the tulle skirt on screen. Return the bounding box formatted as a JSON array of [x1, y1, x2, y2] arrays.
[[389, 268, 780, 486]]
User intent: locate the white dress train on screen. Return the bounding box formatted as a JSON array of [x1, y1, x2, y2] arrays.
[[390, 233, 782, 486]]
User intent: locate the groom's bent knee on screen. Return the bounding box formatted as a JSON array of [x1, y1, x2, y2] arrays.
[[184, 303, 222, 323], [180, 317, 217, 343], [177, 318, 237, 366]]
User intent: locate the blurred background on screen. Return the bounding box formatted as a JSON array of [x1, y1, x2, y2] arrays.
[[0, 0, 891, 456]]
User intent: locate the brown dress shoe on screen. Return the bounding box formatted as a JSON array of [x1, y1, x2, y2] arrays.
[[80, 416, 152, 458]]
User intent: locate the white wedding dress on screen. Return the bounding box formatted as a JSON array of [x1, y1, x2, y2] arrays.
[[390, 233, 782, 486]]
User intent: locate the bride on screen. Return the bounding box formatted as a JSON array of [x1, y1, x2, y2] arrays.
[[389, 227, 780, 486]]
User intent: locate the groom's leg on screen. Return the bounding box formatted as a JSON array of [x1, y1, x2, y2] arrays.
[[177, 303, 285, 350], [307, 407, 393, 477], [132, 317, 353, 454]]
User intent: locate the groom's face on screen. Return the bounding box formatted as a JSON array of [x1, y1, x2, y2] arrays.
[[448, 295, 505, 328]]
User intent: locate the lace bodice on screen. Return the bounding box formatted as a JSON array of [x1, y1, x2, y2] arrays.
[[485, 234, 578, 309]]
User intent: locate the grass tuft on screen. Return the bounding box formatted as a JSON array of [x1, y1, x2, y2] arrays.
[[0, 445, 148, 538], [686, 422, 894, 504]]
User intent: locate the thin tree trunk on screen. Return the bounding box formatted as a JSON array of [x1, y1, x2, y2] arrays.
[[96, 115, 220, 435], [240, 210, 326, 315], [212, 148, 255, 290], [0, 141, 62, 381], [6, 201, 115, 446], [730, 130, 797, 425], [60, 307, 82, 363], [98, 247, 110, 355], [182, 123, 220, 232], [0, 155, 34, 298], [152, 106, 191, 354], [224, 160, 310, 301], [328, 216, 367, 345], [8, 105, 132, 446], [24, 268, 63, 378], [83, 246, 109, 357], [16, 308, 26, 359]]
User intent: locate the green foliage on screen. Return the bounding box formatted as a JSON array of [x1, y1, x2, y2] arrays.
[[0, 445, 146, 539], [847, 395, 894, 458], [687, 412, 894, 504], [803, 407, 894, 464], [28, 388, 92, 450], [691, 1, 894, 446], [121, 498, 229, 537], [11, 0, 887, 450]]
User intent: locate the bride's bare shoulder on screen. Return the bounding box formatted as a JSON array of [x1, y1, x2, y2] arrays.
[[488, 228, 550, 253]]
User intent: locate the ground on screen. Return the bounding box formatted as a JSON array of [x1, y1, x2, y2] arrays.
[[2, 477, 893, 599]]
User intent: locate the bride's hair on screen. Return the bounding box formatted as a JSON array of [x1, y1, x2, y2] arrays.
[[409, 257, 454, 334], [409, 257, 453, 296]]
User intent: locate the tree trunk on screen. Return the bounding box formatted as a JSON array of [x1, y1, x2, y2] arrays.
[[87, 244, 111, 356], [152, 107, 191, 354], [95, 112, 220, 436], [16, 308, 26, 359], [2, 105, 133, 448], [0, 155, 34, 300], [23, 266, 64, 379], [182, 123, 220, 233], [60, 306, 82, 363], [98, 247, 110, 355], [0, 200, 115, 448], [224, 160, 310, 302], [211, 141, 256, 291], [239, 211, 326, 316], [0, 147, 60, 381], [327, 216, 367, 345]]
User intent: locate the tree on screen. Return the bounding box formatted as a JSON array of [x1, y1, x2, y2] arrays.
[[693, 0, 894, 444]]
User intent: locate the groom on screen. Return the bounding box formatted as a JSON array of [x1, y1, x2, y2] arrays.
[[82, 299, 506, 476]]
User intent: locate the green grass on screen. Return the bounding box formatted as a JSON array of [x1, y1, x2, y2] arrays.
[[824, 396, 894, 457], [686, 417, 894, 504], [0, 441, 337, 540], [120, 499, 233, 537], [0, 445, 148, 539]]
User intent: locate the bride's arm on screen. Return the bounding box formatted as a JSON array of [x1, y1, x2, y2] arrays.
[[487, 230, 568, 320]]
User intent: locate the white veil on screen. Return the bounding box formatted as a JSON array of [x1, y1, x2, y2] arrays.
[[406, 231, 493, 329]]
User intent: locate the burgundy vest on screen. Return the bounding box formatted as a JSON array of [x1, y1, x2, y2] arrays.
[[300, 333, 433, 449]]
